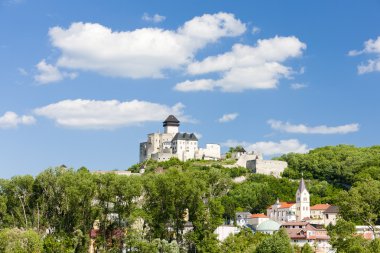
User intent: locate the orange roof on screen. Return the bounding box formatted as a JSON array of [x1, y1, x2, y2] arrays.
[[311, 204, 330, 210], [280, 202, 296, 208], [251, 213, 268, 218], [267, 202, 295, 209]]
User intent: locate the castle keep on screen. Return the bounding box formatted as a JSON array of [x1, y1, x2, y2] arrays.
[[139, 115, 221, 162]]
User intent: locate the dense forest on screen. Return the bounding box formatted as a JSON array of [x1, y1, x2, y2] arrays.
[[0, 145, 379, 252]]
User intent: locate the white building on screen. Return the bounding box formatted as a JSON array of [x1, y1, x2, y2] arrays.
[[267, 200, 297, 223], [296, 178, 310, 221], [139, 115, 220, 162], [267, 178, 310, 223]]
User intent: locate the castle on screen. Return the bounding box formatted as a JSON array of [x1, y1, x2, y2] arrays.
[[139, 115, 221, 162]]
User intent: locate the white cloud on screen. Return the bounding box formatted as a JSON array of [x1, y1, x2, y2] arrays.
[[43, 13, 245, 80], [0, 111, 36, 129], [34, 99, 190, 129], [34, 59, 77, 84], [290, 83, 307, 90], [268, 120, 359, 134], [218, 113, 238, 123], [177, 36, 306, 92], [358, 60, 380, 74], [142, 13, 166, 23], [174, 79, 215, 92], [221, 139, 309, 156], [252, 26, 261, 34], [349, 36, 380, 74]]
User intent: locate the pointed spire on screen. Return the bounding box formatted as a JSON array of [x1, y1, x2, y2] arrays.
[[298, 177, 307, 193]]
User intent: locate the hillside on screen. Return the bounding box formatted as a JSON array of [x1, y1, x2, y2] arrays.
[[0, 145, 379, 252]]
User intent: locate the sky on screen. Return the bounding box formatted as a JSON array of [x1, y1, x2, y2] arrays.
[[0, 0, 379, 178]]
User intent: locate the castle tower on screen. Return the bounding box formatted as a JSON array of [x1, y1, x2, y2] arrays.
[[163, 115, 180, 134], [296, 178, 310, 221]]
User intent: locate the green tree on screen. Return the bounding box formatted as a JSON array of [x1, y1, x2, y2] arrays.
[[301, 243, 314, 253], [222, 228, 267, 253], [0, 228, 43, 253], [338, 179, 380, 235], [256, 228, 293, 253]]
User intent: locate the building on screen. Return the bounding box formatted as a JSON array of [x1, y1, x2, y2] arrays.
[[214, 225, 240, 241], [323, 205, 339, 226], [310, 204, 331, 225], [267, 178, 311, 223], [282, 222, 331, 252], [267, 200, 297, 223], [255, 219, 281, 235], [224, 151, 288, 178], [139, 115, 221, 162], [355, 225, 380, 240], [296, 178, 310, 221], [250, 213, 269, 229]]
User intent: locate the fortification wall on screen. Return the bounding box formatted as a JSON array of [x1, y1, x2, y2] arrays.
[[246, 160, 287, 178]]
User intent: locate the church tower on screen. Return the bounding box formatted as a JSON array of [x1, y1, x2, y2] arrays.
[[296, 178, 310, 221], [163, 115, 180, 134]]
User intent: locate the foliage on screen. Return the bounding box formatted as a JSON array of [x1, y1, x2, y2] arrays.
[[255, 228, 294, 253], [280, 145, 380, 187], [327, 219, 380, 253], [337, 179, 380, 228], [301, 243, 314, 253], [222, 228, 268, 253], [0, 145, 379, 251], [0, 228, 43, 253]]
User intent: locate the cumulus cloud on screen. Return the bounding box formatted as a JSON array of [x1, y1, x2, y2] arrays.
[[42, 13, 245, 80], [268, 120, 359, 134], [218, 113, 238, 123], [176, 36, 306, 92], [34, 99, 190, 129], [349, 36, 380, 74], [0, 112, 36, 129], [142, 13, 166, 23], [221, 139, 309, 156], [34, 59, 77, 84], [290, 83, 307, 90]]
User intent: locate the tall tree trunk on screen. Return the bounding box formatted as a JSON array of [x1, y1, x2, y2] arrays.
[[18, 195, 28, 228]]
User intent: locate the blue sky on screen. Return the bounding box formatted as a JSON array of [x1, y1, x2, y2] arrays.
[[0, 0, 379, 178]]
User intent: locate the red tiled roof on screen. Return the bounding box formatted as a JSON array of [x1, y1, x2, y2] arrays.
[[268, 202, 295, 209], [280, 202, 296, 208], [251, 213, 268, 218], [311, 204, 330, 210]]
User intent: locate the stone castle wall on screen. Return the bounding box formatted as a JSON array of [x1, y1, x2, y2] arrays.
[[246, 160, 287, 178]]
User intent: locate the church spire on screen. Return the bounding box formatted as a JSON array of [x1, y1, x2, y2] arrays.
[[298, 177, 307, 193]]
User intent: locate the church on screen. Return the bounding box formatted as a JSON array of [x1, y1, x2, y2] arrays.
[[139, 115, 221, 162], [267, 178, 310, 222]]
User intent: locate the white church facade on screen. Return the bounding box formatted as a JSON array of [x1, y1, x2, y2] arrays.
[[267, 178, 310, 223], [139, 115, 221, 162]]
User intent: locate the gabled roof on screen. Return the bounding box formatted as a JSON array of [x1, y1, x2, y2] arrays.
[[172, 132, 198, 141], [311, 204, 330, 210], [324, 205, 339, 213], [268, 201, 296, 209], [297, 178, 307, 193]]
